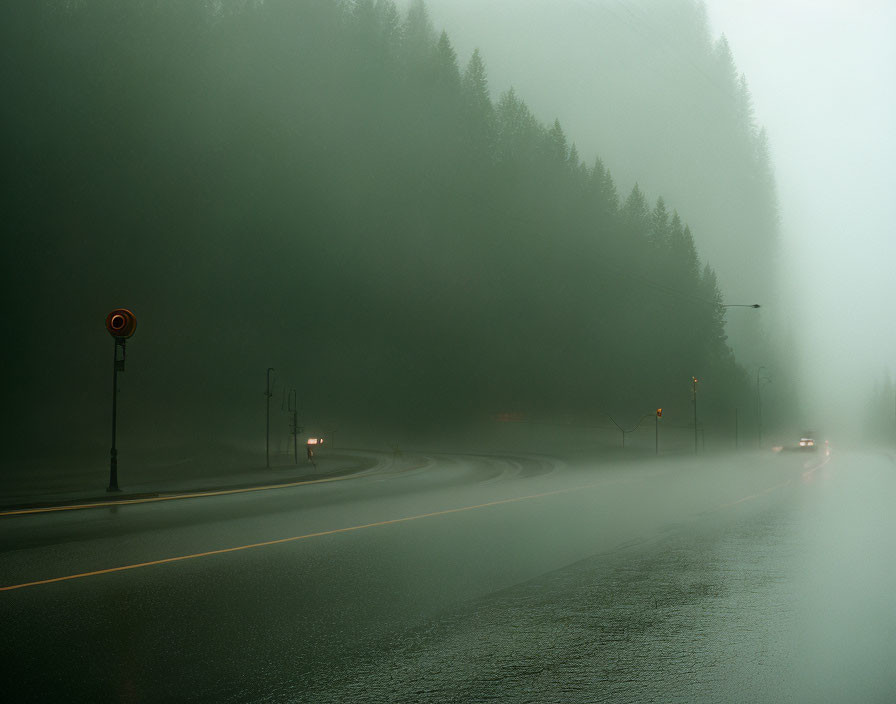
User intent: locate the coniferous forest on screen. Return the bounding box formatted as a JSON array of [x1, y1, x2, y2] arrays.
[[3, 0, 773, 451]]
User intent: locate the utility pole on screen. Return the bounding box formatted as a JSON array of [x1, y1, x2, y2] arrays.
[[655, 408, 662, 455], [265, 367, 274, 468], [288, 389, 300, 465], [692, 376, 699, 454]]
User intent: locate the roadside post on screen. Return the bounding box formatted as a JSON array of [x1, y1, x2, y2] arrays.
[[104, 308, 137, 492], [306, 437, 323, 468], [288, 390, 302, 465]]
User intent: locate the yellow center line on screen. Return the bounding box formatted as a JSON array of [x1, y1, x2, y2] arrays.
[[0, 472, 367, 517], [0, 483, 602, 592], [3, 462, 824, 592]]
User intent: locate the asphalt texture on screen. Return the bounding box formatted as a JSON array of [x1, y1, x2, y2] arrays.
[[2, 446, 895, 702], [0, 447, 381, 510]]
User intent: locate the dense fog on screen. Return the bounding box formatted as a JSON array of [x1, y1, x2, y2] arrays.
[[3, 7, 896, 699], [427, 0, 896, 442], [2, 0, 892, 459]]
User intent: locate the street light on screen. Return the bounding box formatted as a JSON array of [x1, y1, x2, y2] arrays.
[[722, 303, 760, 448]]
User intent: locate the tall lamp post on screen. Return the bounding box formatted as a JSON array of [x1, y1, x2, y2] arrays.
[[288, 389, 301, 465], [723, 304, 760, 449]]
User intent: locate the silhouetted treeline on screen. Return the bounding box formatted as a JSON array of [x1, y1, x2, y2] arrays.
[[426, 0, 783, 372], [3, 0, 756, 450]]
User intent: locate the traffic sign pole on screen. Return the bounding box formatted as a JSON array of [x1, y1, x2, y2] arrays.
[[108, 338, 122, 491], [104, 308, 136, 492]]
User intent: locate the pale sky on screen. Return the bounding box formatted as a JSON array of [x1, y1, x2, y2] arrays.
[[702, 0, 896, 430]]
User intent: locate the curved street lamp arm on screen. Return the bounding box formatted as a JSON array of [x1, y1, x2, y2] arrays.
[[601, 412, 625, 434], [626, 412, 657, 433], [604, 411, 657, 434]]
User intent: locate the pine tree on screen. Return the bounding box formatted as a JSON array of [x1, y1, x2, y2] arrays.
[[621, 183, 650, 241], [401, 0, 435, 74], [712, 35, 739, 100], [700, 264, 729, 361], [669, 215, 700, 281], [433, 30, 460, 94], [462, 49, 493, 121], [460, 48, 495, 163], [545, 119, 569, 164], [495, 87, 539, 164], [590, 157, 619, 221], [736, 72, 756, 139], [649, 196, 670, 249]]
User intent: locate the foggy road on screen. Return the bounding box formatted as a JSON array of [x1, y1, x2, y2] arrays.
[[3, 448, 894, 702], [6, 1, 895, 702]]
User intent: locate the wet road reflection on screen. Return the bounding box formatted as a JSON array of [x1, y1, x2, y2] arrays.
[[3, 451, 894, 702], [285, 453, 896, 703]]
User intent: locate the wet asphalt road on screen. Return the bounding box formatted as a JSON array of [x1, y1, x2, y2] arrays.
[[2, 448, 894, 702]]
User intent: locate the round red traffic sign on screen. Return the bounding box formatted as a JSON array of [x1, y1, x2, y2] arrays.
[[105, 308, 137, 338]]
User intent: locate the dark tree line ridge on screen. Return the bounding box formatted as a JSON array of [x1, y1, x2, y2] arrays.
[[2, 0, 765, 449]]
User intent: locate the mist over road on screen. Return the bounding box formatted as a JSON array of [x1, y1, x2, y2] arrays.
[[3, 449, 894, 702]]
